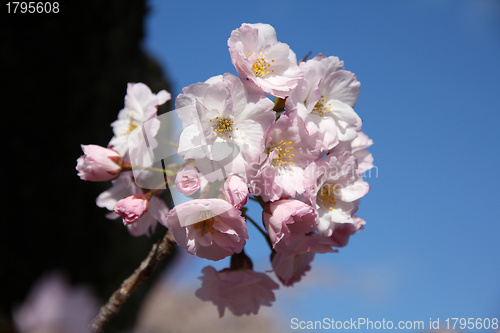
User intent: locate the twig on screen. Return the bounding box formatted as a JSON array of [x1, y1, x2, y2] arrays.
[[90, 231, 176, 333], [299, 51, 312, 63]]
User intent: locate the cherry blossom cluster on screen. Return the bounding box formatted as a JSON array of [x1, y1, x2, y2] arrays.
[[76, 23, 374, 317]]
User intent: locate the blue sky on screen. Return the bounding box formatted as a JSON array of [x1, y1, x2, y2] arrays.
[[144, 0, 500, 331]]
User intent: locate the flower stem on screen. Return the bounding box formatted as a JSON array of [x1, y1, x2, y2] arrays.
[[243, 212, 272, 250], [299, 50, 312, 63], [122, 162, 167, 174], [133, 166, 168, 174]]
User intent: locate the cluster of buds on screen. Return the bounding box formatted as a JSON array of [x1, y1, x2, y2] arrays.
[[76, 23, 374, 317]]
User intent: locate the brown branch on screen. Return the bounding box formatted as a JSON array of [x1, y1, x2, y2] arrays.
[[90, 231, 176, 333]]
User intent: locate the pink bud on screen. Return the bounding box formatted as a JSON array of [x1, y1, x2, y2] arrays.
[[223, 174, 249, 209], [114, 194, 150, 225], [175, 165, 201, 196], [76, 145, 123, 182]]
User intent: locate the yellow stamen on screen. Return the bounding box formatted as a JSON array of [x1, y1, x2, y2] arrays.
[[252, 53, 274, 78], [271, 140, 296, 167], [193, 217, 217, 237], [211, 117, 238, 140], [318, 184, 339, 211], [313, 95, 331, 117]]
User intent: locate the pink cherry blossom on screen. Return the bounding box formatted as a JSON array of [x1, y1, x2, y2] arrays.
[[271, 234, 338, 286], [286, 54, 362, 151], [228, 23, 303, 98], [114, 194, 150, 225], [249, 113, 322, 202], [163, 199, 248, 261], [271, 251, 314, 287], [195, 266, 279, 317], [108, 82, 170, 157], [175, 73, 275, 180], [223, 174, 249, 209], [304, 147, 370, 237], [352, 131, 374, 174], [76, 145, 123, 182], [264, 200, 338, 286], [330, 215, 365, 247], [175, 165, 201, 196], [96, 173, 168, 237], [263, 199, 316, 250]]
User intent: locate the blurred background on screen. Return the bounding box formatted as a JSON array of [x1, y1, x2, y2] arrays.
[[2, 0, 500, 332]]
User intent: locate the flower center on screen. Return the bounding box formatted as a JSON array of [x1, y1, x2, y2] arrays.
[[271, 140, 295, 167], [210, 116, 237, 140], [317, 184, 340, 211], [312, 95, 332, 117], [122, 120, 138, 136], [249, 52, 275, 77], [193, 217, 217, 237]]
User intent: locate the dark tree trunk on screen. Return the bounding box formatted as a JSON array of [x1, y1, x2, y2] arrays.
[[1, 1, 176, 332]]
